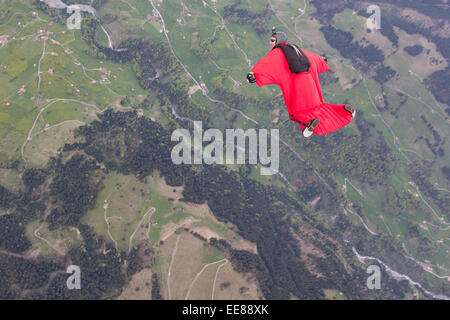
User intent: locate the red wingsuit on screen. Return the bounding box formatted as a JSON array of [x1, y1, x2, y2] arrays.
[[251, 45, 352, 135]]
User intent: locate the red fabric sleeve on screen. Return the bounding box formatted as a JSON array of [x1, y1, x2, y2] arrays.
[[250, 48, 294, 114], [302, 49, 331, 75]]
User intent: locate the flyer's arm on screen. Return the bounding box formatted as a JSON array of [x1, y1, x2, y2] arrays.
[[250, 49, 294, 116]]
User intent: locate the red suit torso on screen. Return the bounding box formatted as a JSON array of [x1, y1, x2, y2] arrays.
[[251, 47, 352, 135]]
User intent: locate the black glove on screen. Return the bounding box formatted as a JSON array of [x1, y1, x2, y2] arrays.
[[321, 54, 328, 63], [247, 72, 256, 83]]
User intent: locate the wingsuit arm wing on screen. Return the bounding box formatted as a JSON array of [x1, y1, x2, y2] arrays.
[[302, 49, 331, 75], [250, 49, 290, 87], [250, 48, 294, 114]]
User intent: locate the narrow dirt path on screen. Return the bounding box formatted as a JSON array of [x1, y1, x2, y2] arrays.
[[127, 207, 155, 255], [211, 259, 228, 300], [167, 233, 182, 300], [185, 258, 228, 300]]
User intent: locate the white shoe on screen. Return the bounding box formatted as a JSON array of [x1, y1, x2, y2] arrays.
[[302, 118, 319, 138], [344, 104, 356, 118], [303, 127, 314, 138]]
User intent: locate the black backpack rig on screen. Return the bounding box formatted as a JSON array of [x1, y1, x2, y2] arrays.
[[271, 27, 311, 74]]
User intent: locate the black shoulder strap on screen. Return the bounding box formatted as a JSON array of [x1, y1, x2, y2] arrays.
[[289, 44, 302, 57], [290, 44, 310, 71]]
